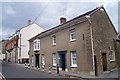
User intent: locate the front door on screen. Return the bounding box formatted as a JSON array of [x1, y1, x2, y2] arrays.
[[35, 54, 39, 67], [59, 52, 67, 71], [102, 53, 107, 71]]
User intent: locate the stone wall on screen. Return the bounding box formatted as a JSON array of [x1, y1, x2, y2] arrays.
[[91, 8, 117, 74]]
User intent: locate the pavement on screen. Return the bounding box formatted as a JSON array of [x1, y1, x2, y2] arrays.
[[16, 63, 120, 79]]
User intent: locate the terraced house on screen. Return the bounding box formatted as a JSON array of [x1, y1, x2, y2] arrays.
[[29, 6, 118, 75], [6, 20, 45, 63]]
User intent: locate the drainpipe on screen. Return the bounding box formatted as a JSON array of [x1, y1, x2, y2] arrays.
[[85, 15, 95, 75]]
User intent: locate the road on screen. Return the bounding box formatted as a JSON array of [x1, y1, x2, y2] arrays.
[[1, 62, 83, 80], [2, 62, 62, 78], [1, 61, 119, 80]]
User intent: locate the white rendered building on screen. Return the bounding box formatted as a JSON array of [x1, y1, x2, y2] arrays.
[[6, 20, 45, 63], [18, 22, 45, 63]]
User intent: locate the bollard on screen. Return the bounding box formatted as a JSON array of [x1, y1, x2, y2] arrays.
[[32, 63, 34, 69], [37, 65, 39, 71], [57, 64, 59, 74], [42, 64, 44, 72], [48, 64, 51, 74], [37, 66, 38, 69], [25, 62, 27, 68], [28, 64, 30, 69], [32, 63, 34, 68], [32, 65, 34, 68]]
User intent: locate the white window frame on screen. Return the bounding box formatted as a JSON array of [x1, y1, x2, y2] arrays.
[[42, 54, 45, 65], [71, 51, 77, 67], [109, 50, 115, 62], [34, 39, 40, 51], [37, 41, 40, 50], [70, 29, 76, 41], [52, 35, 56, 45], [53, 53, 56, 66]]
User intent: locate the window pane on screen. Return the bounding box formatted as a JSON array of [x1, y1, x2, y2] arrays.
[[52, 35, 56, 45], [72, 53, 76, 57], [73, 59, 77, 64], [70, 29, 76, 40], [71, 51, 77, 66], [37, 41, 40, 49], [53, 54, 56, 65], [109, 50, 115, 61], [34, 41, 40, 50]]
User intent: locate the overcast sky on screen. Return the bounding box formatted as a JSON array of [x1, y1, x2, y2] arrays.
[[1, 0, 119, 40]]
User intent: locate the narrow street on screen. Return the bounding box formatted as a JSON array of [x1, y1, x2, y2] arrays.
[[1, 61, 84, 80], [1, 61, 120, 80], [2, 62, 60, 78]]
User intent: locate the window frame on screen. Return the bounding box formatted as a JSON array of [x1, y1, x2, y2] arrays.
[[109, 50, 115, 62], [52, 35, 56, 46], [34, 39, 40, 51], [70, 29, 76, 41], [71, 51, 77, 67], [52, 53, 56, 66]]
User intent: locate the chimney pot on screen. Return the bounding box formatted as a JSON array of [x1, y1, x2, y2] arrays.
[[60, 17, 66, 25], [28, 20, 32, 25]]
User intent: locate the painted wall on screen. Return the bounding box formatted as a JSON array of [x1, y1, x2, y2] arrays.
[[18, 24, 45, 61]]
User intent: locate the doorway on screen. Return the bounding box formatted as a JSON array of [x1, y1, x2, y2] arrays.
[[102, 53, 107, 71], [35, 54, 39, 67], [58, 51, 67, 71]]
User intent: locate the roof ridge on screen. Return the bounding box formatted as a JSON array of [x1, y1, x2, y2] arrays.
[[28, 6, 104, 41]]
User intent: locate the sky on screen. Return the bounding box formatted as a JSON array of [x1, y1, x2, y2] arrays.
[[1, 0, 119, 40]]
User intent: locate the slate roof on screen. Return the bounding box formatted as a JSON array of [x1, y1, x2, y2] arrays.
[[29, 6, 117, 41]]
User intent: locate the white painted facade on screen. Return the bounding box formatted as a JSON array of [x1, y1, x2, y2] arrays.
[[17, 24, 45, 63]]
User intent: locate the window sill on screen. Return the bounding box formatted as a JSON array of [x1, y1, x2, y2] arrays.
[[70, 39, 76, 42], [70, 65, 78, 68], [52, 64, 56, 67], [110, 60, 115, 63], [52, 44, 56, 46], [34, 49, 40, 52]]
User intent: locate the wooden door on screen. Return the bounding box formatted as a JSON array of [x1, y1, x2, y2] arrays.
[[102, 53, 107, 71]]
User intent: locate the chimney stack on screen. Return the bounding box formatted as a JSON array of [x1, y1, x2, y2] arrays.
[[60, 17, 66, 25], [28, 20, 32, 25]]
